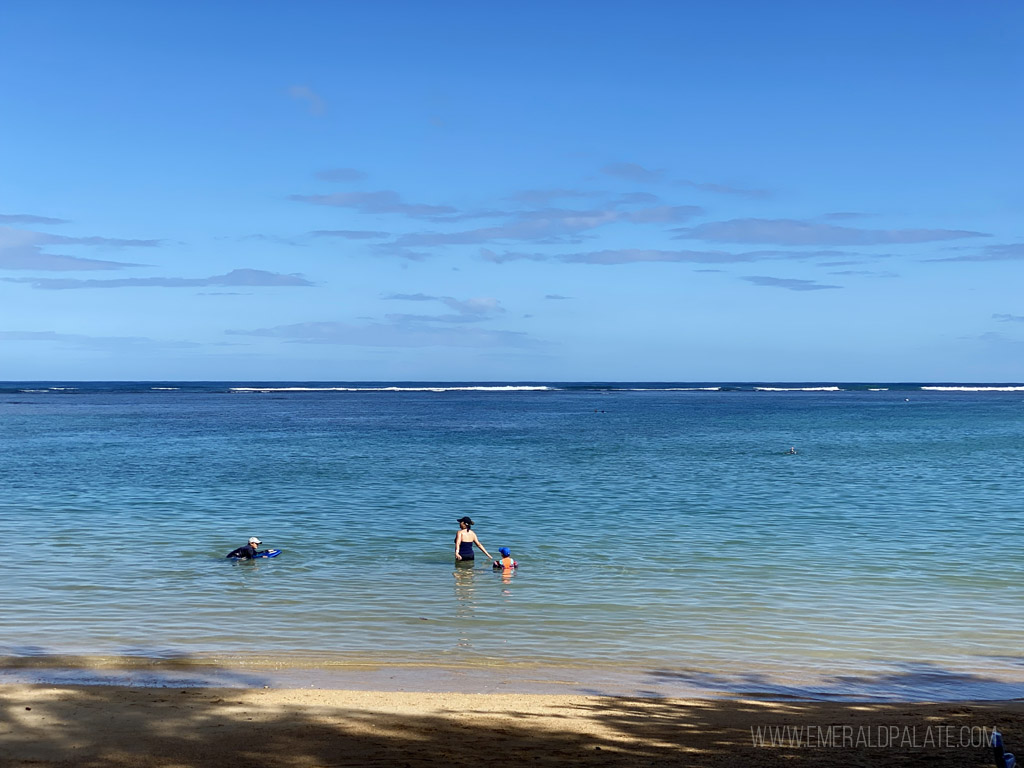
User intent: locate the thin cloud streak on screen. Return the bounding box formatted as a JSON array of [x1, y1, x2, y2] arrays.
[[560, 249, 754, 265], [3, 269, 314, 290], [1, 226, 160, 249], [505, 189, 601, 204], [743, 276, 842, 291], [601, 162, 664, 183], [822, 212, 869, 220], [394, 205, 703, 248], [382, 293, 505, 320], [227, 321, 541, 349], [311, 229, 389, 239], [289, 190, 456, 218], [925, 243, 1024, 262], [675, 218, 988, 245], [0, 250, 146, 271], [0, 214, 70, 225], [236, 234, 304, 246], [288, 85, 326, 115], [0, 226, 154, 271], [383, 313, 489, 325], [0, 330, 200, 349], [827, 269, 898, 278], [314, 168, 367, 182], [480, 247, 860, 265], [675, 180, 770, 199]]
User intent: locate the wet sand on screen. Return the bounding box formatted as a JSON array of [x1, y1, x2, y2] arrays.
[[2, 683, 1023, 767]]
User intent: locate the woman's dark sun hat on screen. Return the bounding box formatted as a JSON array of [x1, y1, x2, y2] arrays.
[[457, 516, 474, 525]]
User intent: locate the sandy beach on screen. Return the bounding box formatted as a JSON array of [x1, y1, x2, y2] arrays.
[[2, 684, 1022, 767]]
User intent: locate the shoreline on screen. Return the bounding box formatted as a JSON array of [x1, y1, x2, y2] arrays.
[[5, 653, 1024, 702], [3, 682, 1023, 767]]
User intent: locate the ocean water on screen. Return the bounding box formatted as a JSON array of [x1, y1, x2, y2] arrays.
[[3, 381, 1024, 700]]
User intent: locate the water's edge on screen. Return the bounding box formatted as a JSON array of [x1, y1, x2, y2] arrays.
[[4, 653, 1024, 702]]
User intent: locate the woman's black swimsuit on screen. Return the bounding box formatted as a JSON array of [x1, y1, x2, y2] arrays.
[[458, 541, 475, 560]]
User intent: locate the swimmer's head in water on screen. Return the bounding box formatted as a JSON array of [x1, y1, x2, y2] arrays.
[[248, 537, 262, 545], [499, 547, 511, 557], [457, 516, 474, 527]]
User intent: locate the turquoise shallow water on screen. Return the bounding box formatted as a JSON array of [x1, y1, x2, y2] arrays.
[[3, 382, 1023, 699]]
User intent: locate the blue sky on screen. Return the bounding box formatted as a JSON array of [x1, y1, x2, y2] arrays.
[[1, 1, 1021, 381]]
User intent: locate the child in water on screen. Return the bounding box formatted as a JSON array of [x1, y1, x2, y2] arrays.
[[492, 547, 518, 570]]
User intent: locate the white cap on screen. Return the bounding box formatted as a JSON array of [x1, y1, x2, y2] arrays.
[[248, 537, 262, 545]]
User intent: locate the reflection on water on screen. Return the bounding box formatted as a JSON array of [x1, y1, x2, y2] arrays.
[[453, 562, 478, 647], [495, 565, 516, 591]]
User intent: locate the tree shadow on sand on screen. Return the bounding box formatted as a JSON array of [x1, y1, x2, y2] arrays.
[[1, 658, 1023, 767]]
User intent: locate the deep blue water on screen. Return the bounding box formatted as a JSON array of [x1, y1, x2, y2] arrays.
[[2, 382, 1023, 699]]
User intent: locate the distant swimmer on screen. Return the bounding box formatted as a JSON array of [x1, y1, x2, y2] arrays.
[[226, 536, 263, 559], [787, 446, 797, 455], [455, 516, 493, 564], [492, 547, 519, 570]]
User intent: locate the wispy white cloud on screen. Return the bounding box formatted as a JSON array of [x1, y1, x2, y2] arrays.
[[0, 213, 69, 225], [3, 268, 314, 290], [0, 330, 201, 349], [382, 293, 505, 322], [314, 167, 366, 182], [676, 218, 988, 245], [393, 204, 703, 249], [560, 249, 755, 265], [288, 85, 326, 116], [505, 189, 602, 204], [481, 247, 859, 265], [742, 276, 841, 291], [0, 226, 155, 271], [925, 243, 1024, 262], [311, 229, 389, 239], [827, 269, 898, 278], [821, 211, 869, 221], [993, 313, 1024, 323], [675, 180, 770, 199], [370, 243, 436, 261], [289, 190, 456, 218], [602, 162, 664, 183], [227, 320, 540, 349], [545, 294, 572, 300], [625, 205, 703, 223], [425, 209, 525, 224], [236, 233, 304, 246], [393, 210, 617, 247], [968, 331, 1024, 347], [383, 292, 435, 302], [611, 192, 661, 205], [228, 289, 528, 349], [603, 164, 767, 197]]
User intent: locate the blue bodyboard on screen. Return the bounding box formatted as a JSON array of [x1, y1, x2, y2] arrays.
[[228, 549, 281, 560]]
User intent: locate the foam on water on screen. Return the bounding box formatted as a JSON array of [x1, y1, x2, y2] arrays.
[[630, 387, 722, 391], [922, 386, 1024, 392], [754, 386, 843, 391], [230, 386, 555, 393]]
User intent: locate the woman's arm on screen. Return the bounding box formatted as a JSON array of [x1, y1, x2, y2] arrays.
[[454, 530, 463, 560], [473, 537, 492, 560]]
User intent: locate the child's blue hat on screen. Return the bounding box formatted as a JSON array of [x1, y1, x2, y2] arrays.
[[499, 547, 511, 557]]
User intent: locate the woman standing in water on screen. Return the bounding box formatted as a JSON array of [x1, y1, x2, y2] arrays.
[[454, 516, 492, 563]]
